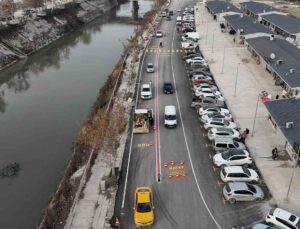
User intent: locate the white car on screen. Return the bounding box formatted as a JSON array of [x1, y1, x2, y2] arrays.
[[199, 106, 229, 116], [220, 166, 259, 182], [266, 208, 300, 229], [192, 75, 213, 82], [156, 30, 163, 38], [146, 63, 154, 73], [204, 118, 237, 130], [213, 149, 253, 167], [141, 83, 152, 99], [185, 56, 205, 64], [200, 112, 232, 123], [198, 92, 225, 101], [193, 83, 218, 93], [188, 59, 207, 65], [207, 127, 240, 141], [195, 88, 222, 97]]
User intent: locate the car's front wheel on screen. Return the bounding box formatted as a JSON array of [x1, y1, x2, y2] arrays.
[[229, 198, 236, 204]]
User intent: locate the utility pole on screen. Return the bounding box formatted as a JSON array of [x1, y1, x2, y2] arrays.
[[233, 63, 240, 97], [251, 94, 260, 137]]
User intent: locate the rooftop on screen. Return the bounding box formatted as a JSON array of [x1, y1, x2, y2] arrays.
[[264, 98, 300, 146], [261, 14, 300, 34], [246, 37, 300, 89], [206, 1, 242, 14], [224, 14, 274, 35], [240, 1, 279, 15]]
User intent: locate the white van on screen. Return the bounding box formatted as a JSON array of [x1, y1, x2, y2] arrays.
[[176, 16, 182, 25], [164, 105, 177, 128]]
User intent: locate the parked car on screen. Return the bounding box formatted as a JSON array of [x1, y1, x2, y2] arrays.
[[223, 182, 264, 204], [141, 83, 152, 100], [156, 30, 163, 38], [187, 63, 209, 72], [133, 186, 154, 227], [146, 63, 154, 73], [189, 70, 212, 78], [207, 127, 240, 141], [166, 15, 172, 21], [204, 118, 237, 130], [195, 87, 222, 97], [162, 11, 167, 17], [192, 78, 214, 86], [213, 149, 252, 167], [252, 224, 279, 229], [169, 10, 173, 16], [266, 208, 300, 229], [186, 56, 205, 64], [200, 112, 232, 123], [193, 83, 218, 93], [191, 97, 224, 108], [213, 137, 246, 152], [199, 106, 230, 116], [182, 27, 194, 33], [192, 75, 213, 82], [163, 82, 174, 94], [182, 53, 202, 61], [187, 58, 207, 66], [220, 166, 259, 182], [198, 92, 225, 104]]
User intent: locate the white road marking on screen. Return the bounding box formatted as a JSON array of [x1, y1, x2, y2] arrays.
[[170, 24, 222, 229], [121, 39, 150, 209]]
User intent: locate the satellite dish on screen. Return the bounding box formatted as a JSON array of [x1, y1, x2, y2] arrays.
[[270, 53, 276, 59]]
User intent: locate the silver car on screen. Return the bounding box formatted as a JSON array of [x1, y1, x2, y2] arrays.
[[146, 63, 154, 73], [200, 112, 232, 123], [208, 127, 240, 141], [223, 182, 264, 204]]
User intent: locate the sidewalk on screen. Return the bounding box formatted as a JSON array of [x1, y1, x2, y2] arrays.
[[195, 3, 300, 216]]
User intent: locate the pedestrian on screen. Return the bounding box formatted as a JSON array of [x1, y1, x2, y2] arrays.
[[272, 147, 278, 160], [240, 128, 249, 143], [275, 94, 279, 100]]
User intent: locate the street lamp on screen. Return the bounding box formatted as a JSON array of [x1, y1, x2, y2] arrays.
[[233, 63, 240, 97], [285, 149, 299, 202], [251, 94, 260, 137]]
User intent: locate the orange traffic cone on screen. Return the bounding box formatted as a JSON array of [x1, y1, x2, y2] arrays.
[[170, 160, 175, 167], [179, 160, 184, 166], [175, 173, 180, 179], [182, 173, 186, 179], [168, 173, 173, 179]]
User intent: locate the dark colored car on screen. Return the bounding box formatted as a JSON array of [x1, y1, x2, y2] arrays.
[[166, 15, 171, 21], [169, 10, 173, 16], [182, 27, 194, 33], [163, 82, 174, 94]]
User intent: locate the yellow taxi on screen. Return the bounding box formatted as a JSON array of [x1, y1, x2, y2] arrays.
[[133, 186, 154, 227]]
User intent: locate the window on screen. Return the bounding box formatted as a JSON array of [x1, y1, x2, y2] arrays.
[[218, 132, 229, 136], [216, 143, 227, 148], [228, 144, 236, 149], [275, 217, 295, 229], [238, 190, 253, 195]]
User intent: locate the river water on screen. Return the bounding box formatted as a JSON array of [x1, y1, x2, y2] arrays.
[[0, 1, 152, 228]]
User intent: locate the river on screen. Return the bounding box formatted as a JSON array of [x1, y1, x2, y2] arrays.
[[0, 1, 153, 228]]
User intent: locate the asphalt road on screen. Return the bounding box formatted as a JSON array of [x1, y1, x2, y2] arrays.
[[114, 0, 271, 228]]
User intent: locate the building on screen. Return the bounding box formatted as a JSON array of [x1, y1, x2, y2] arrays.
[[245, 36, 300, 95], [264, 98, 300, 160], [224, 14, 275, 42], [206, 0, 242, 22], [240, 1, 283, 19], [259, 14, 300, 45]]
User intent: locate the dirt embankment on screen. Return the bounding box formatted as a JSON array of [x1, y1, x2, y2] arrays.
[[38, 0, 167, 228], [0, 0, 117, 70]]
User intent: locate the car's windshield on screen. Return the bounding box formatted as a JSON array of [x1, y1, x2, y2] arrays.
[[233, 141, 239, 147], [147, 64, 153, 68], [247, 184, 256, 193], [243, 167, 251, 176], [137, 203, 151, 213], [222, 150, 232, 160], [165, 115, 176, 120], [164, 83, 172, 88], [143, 88, 150, 92]]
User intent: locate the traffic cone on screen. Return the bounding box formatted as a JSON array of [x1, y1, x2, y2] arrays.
[[163, 161, 168, 168], [179, 160, 184, 166], [175, 173, 180, 179], [182, 173, 186, 179], [170, 160, 175, 167], [168, 173, 173, 179]]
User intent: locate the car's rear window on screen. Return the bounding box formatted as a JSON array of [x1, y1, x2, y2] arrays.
[[242, 167, 251, 176]]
